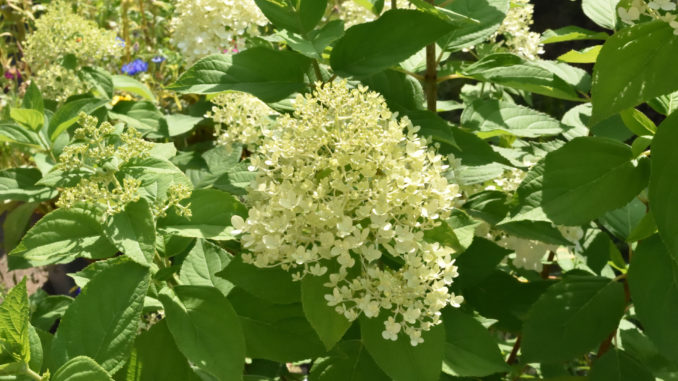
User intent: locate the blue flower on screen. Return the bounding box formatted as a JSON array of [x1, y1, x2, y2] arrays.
[[121, 58, 148, 75], [151, 55, 166, 63]]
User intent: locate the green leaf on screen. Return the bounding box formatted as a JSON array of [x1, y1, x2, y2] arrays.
[[521, 276, 626, 363], [158, 189, 246, 240], [80, 66, 114, 99], [27, 324, 42, 374], [111, 75, 156, 103], [48, 98, 109, 141], [9, 206, 117, 270], [109, 101, 163, 136], [309, 340, 389, 381], [0, 168, 56, 202], [330, 9, 453, 77], [168, 48, 311, 102], [437, 0, 508, 51], [589, 349, 654, 381], [0, 123, 43, 148], [69, 257, 130, 289], [159, 286, 245, 381], [649, 111, 678, 258], [453, 238, 511, 290], [29, 292, 72, 332], [118, 157, 191, 206], [558, 45, 602, 64], [218, 254, 300, 304], [541, 137, 649, 225], [628, 235, 678, 363], [10, 108, 43, 131], [648, 91, 678, 116], [463, 54, 586, 101], [22, 82, 44, 113], [52, 356, 114, 381], [50, 259, 150, 374], [541, 26, 609, 44], [302, 270, 351, 350], [228, 288, 325, 362], [461, 99, 566, 138], [582, 0, 620, 30], [104, 199, 156, 266], [123, 320, 200, 381], [163, 114, 203, 137], [3, 202, 38, 256], [254, 0, 327, 34], [441, 309, 508, 377], [178, 239, 234, 296], [360, 69, 425, 112], [620, 108, 656, 136], [278, 20, 345, 60], [581, 230, 619, 274], [198, 145, 256, 195], [360, 313, 445, 381], [591, 21, 678, 124], [0, 278, 30, 363]]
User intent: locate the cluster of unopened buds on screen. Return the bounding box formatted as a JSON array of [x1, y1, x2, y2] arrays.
[[229, 81, 463, 346], [618, 0, 678, 34]]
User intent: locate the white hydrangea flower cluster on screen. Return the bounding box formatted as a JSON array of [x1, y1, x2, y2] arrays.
[[333, 0, 392, 27], [231, 81, 463, 346], [207, 92, 278, 151], [24, 1, 121, 102], [618, 0, 678, 34], [170, 0, 268, 64], [57, 113, 192, 218], [493, 0, 544, 60]]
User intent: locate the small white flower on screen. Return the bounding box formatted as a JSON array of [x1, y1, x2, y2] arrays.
[[382, 317, 401, 341]]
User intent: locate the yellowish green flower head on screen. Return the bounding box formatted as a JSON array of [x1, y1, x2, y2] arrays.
[[207, 92, 278, 151], [57, 113, 191, 218], [231, 81, 463, 346], [170, 0, 268, 64], [24, 1, 121, 102]]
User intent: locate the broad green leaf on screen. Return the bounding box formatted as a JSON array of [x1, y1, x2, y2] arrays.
[[69, 257, 130, 289], [80, 66, 114, 99], [628, 235, 678, 363], [104, 199, 156, 266], [178, 239, 234, 296], [108, 101, 163, 136], [580, 230, 619, 274], [112, 75, 156, 102], [199, 145, 256, 195], [441, 309, 508, 377], [452, 238, 511, 290], [589, 349, 653, 381], [27, 325, 42, 374], [360, 313, 445, 381], [228, 288, 325, 362], [0, 123, 43, 148], [10, 108, 43, 131], [277, 20, 345, 60], [541, 26, 608, 44], [168, 48, 311, 102], [218, 254, 300, 304], [591, 21, 678, 124], [159, 286, 245, 381], [158, 189, 247, 240], [0, 278, 30, 363], [558, 45, 602, 64], [254, 0, 327, 34], [9, 206, 117, 270], [626, 211, 657, 243], [123, 320, 200, 381], [302, 270, 351, 350], [22, 82, 44, 113], [620, 108, 656, 136], [119, 157, 192, 204], [3, 202, 38, 254], [521, 276, 626, 363], [600, 197, 647, 240], [309, 340, 389, 381], [52, 356, 114, 381], [649, 111, 678, 258], [463, 54, 586, 101], [436, 0, 508, 50], [29, 292, 72, 332], [461, 99, 566, 138], [48, 98, 109, 141], [330, 9, 453, 77], [0, 168, 56, 202], [542, 137, 649, 225], [163, 114, 203, 137], [582, 0, 620, 30], [361, 69, 425, 112], [50, 260, 149, 374], [648, 91, 678, 116]]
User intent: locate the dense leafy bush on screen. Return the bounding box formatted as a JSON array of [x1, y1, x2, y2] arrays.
[[0, 0, 677, 380]]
